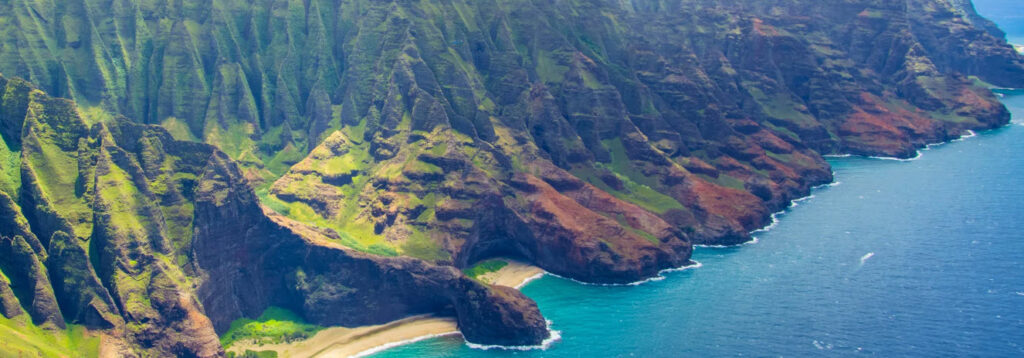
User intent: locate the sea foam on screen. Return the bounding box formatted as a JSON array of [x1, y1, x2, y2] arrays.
[[867, 151, 922, 162], [545, 261, 704, 287], [515, 272, 547, 289], [352, 319, 562, 356], [698, 177, 841, 249], [350, 331, 461, 358], [859, 252, 875, 265], [465, 320, 562, 351], [951, 130, 978, 142], [856, 128, 983, 161]]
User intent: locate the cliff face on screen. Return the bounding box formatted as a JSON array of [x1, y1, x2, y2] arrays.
[[0, 75, 549, 355], [190, 149, 548, 346], [0, 0, 1022, 356], [0, 76, 224, 356]]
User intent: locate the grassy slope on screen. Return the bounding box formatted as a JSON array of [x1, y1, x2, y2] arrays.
[[0, 315, 99, 358], [463, 259, 509, 279], [220, 307, 323, 349]]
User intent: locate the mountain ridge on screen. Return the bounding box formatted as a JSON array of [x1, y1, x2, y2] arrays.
[[0, 0, 1022, 356]]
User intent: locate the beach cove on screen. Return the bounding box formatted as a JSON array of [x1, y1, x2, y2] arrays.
[[225, 261, 545, 357]]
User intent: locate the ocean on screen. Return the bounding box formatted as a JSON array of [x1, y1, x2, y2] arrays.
[[372, 6, 1024, 357]]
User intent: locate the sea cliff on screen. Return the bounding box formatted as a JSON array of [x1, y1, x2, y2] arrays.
[[0, 0, 1021, 355]]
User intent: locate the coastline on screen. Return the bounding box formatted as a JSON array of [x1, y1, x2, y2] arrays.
[[702, 125, 990, 251], [228, 122, 998, 358], [225, 260, 545, 357], [476, 260, 546, 288], [351, 107, 1016, 357]]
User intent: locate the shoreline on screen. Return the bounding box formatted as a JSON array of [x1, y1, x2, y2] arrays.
[[699, 125, 988, 252], [476, 260, 546, 288], [229, 123, 998, 357], [821, 127, 983, 162], [543, 260, 704, 287], [225, 260, 545, 357]]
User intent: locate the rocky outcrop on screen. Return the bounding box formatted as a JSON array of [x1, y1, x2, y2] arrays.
[[45, 231, 122, 328], [0, 234, 64, 328], [192, 146, 549, 345], [454, 284, 550, 346]]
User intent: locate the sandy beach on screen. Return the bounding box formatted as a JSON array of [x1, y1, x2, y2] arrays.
[[476, 260, 546, 288], [226, 259, 545, 357]]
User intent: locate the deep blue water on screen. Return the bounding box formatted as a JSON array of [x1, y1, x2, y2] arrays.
[[374, 9, 1024, 358], [975, 0, 1024, 44]]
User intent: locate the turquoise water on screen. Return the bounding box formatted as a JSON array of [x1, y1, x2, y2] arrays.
[[375, 10, 1024, 358]]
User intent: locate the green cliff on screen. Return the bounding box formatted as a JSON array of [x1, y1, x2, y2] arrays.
[[0, 0, 1022, 356]]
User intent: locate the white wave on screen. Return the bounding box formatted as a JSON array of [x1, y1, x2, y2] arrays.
[[353, 320, 562, 357], [465, 320, 562, 351], [546, 261, 703, 287], [816, 180, 842, 188], [350, 331, 461, 358], [813, 340, 834, 350], [658, 261, 705, 274], [947, 130, 977, 144], [1016, 292, 1024, 297], [696, 236, 759, 249], [695, 176, 839, 249], [751, 211, 782, 234], [837, 128, 989, 163], [791, 194, 816, 207], [515, 272, 547, 289], [868, 151, 922, 162], [697, 175, 839, 249], [859, 252, 875, 266]]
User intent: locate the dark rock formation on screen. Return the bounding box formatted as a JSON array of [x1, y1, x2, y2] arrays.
[[191, 148, 549, 345], [0, 234, 64, 328]]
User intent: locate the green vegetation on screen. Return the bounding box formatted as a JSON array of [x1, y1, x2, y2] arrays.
[[400, 228, 449, 262], [743, 83, 817, 124], [0, 315, 100, 358], [0, 1, 1013, 354], [464, 259, 509, 279], [205, 121, 257, 163], [571, 139, 686, 215], [615, 214, 660, 245], [97, 160, 154, 243], [257, 187, 291, 216], [0, 136, 19, 197], [536, 50, 569, 83], [704, 173, 746, 191], [76, 106, 117, 125], [220, 307, 323, 348], [161, 117, 200, 142], [227, 350, 279, 358], [22, 97, 94, 238]]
